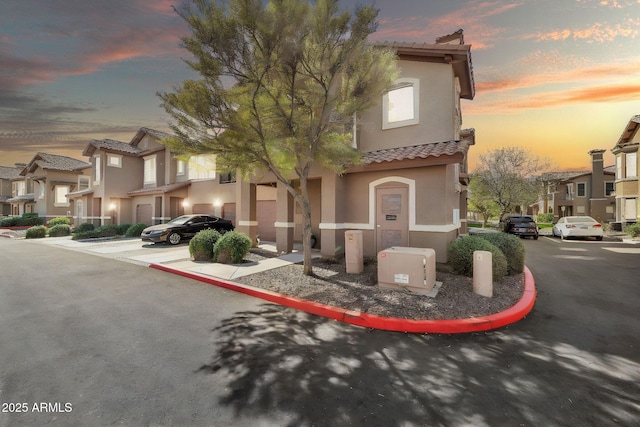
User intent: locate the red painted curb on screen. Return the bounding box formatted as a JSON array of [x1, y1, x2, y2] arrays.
[[150, 263, 536, 334]]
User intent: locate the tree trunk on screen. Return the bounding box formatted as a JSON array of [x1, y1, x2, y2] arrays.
[[299, 175, 313, 276]]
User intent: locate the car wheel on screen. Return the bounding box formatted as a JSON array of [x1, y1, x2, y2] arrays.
[[534, 235, 539, 240], [167, 232, 181, 245], [596, 236, 603, 241]]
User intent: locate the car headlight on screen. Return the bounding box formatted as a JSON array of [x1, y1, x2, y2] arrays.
[[147, 230, 164, 236]]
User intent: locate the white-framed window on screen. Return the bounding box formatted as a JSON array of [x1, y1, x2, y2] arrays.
[[576, 206, 585, 214], [78, 175, 90, 191], [566, 183, 574, 200], [188, 155, 216, 180], [13, 181, 25, 197], [94, 155, 101, 184], [605, 182, 614, 196], [144, 155, 157, 185], [577, 182, 586, 197], [625, 198, 637, 221], [107, 154, 122, 168], [177, 160, 185, 176], [54, 185, 70, 207], [626, 152, 637, 178], [382, 78, 420, 130], [616, 155, 623, 180]]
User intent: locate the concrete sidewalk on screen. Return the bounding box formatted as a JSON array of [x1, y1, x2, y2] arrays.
[[26, 234, 320, 280]]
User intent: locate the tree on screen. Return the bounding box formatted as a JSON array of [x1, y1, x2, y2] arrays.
[[158, 0, 398, 275], [468, 176, 500, 227], [471, 147, 549, 220]]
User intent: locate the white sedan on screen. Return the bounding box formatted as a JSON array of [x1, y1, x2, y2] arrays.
[[552, 216, 604, 241]]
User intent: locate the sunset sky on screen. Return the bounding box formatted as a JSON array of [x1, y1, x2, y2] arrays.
[[1, 0, 639, 171]]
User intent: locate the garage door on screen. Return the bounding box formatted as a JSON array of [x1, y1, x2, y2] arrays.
[[136, 204, 152, 226], [257, 200, 276, 241]]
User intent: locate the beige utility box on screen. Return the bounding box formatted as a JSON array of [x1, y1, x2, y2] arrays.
[[377, 247, 436, 294]]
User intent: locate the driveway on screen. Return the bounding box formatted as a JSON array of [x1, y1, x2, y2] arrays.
[[1, 236, 639, 426]]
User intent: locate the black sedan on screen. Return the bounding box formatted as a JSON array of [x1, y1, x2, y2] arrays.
[[141, 214, 234, 245], [502, 215, 539, 239]]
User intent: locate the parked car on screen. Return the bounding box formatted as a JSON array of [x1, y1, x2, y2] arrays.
[[501, 215, 539, 239], [141, 214, 234, 245], [552, 216, 603, 241]]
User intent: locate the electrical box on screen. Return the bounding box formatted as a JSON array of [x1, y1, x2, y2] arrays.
[[345, 230, 363, 273], [377, 247, 436, 295]]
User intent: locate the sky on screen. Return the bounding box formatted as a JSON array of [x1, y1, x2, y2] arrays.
[[1, 0, 639, 172]]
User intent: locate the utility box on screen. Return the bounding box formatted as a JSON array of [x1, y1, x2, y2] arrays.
[[345, 230, 364, 273], [473, 250, 493, 297], [377, 247, 436, 295]]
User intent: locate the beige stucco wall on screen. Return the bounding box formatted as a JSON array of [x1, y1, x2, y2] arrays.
[[358, 60, 457, 152]]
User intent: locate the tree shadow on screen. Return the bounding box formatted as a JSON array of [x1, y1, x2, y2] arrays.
[[198, 304, 640, 426]]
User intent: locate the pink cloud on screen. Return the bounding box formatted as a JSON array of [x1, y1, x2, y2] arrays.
[[527, 19, 640, 43]]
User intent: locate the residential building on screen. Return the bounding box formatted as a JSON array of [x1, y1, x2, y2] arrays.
[[17, 153, 90, 222], [611, 115, 639, 227], [0, 164, 24, 216], [234, 31, 475, 262], [534, 150, 615, 223]]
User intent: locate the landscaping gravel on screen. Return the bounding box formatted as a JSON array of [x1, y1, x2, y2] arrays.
[[236, 249, 525, 320]]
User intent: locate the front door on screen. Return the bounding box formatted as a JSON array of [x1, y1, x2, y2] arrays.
[[76, 200, 83, 225], [376, 186, 409, 253]]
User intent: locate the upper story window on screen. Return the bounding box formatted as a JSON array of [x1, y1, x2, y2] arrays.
[[566, 183, 574, 200], [78, 176, 90, 191], [13, 181, 26, 197], [382, 78, 420, 130], [177, 160, 186, 176], [144, 155, 157, 185], [188, 155, 216, 180], [605, 182, 614, 196], [107, 154, 122, 168], [627, 152, 637, 178], [219, 171, 236, 184], [577, 182, 586, 197], [54, 185, 70, 207], [38, 182, 45, 199], [616, 155, 623, 180], [94, 155, 101, 184]]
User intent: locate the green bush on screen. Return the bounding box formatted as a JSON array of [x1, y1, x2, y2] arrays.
[[116, 223, 132, 235], [125, 223, 147, 237], [20, 216, 44, 226], [213, 231, 253, 264], [625, 223, 640, 238], [48, 216, 71, 226], [476, 232, 525, 275], [72, 224, 119, 240], [48, 224, 71, 237], [72, 222, 95, 233], [447, 236, 508, 282], [25, 225, 47, 239], [189, 229, 222, 261], [22, 213, 39, 219], [0, 217, 18, 227], [536, 212, 554, 223]]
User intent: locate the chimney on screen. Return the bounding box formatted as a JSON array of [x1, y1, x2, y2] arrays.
[[589, 149, 605, 199]]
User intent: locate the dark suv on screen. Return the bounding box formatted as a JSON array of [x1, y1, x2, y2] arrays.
[[502, 215, 539, 239]]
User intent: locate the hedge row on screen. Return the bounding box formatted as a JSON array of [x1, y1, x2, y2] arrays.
[[189, 230, 252, 264], [0, 214, 44, 227], [71, 223, 147, 240]]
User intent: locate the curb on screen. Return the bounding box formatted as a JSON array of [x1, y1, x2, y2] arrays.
[[149, 263, 536, 334]]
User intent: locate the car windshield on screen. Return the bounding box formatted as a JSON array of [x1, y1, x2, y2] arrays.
[[168, 216, 193, 225], [566, 217, 596, 223]]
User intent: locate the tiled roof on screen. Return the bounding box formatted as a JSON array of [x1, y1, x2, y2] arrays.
[[26, 153, 90, 173], [127, 181, 190, 196], [86, 139, 142, 155], [0, 166, 21, 180], [140, 127, 172, 140], [361, 138, 473, 165], [6, 194, 35, 203], [67, 188, 94, 198]]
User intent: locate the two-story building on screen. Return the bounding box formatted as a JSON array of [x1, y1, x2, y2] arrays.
[[18, 153, 90, 222], [0, 165, 24, 216], [233, 32, 475, 262], [611, 115, 639, 227], [534, 150, 615, 223]]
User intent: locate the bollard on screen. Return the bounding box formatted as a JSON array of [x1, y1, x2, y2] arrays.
[[345, 230, 363, 273], [473, 250, 493, 297]]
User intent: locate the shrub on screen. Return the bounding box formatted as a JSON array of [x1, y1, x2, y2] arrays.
[[213, 231, 253, 264], [447, 236, 508, 282], [25, 225, 47, 239], [125, 223, 147, 237], [116, 223, 132, 235], [22, 213, 39, 219], [48, 216, 71, 226], [625, 223, 640, 238], [476, 232, 525, 275], [0, 217, 18, 227], [536, 212, 554, 223], [189, 229, 222, 261], [48, 224, 71, 237], [72, 222, 95, 233], [72, 224, 119, 240]]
